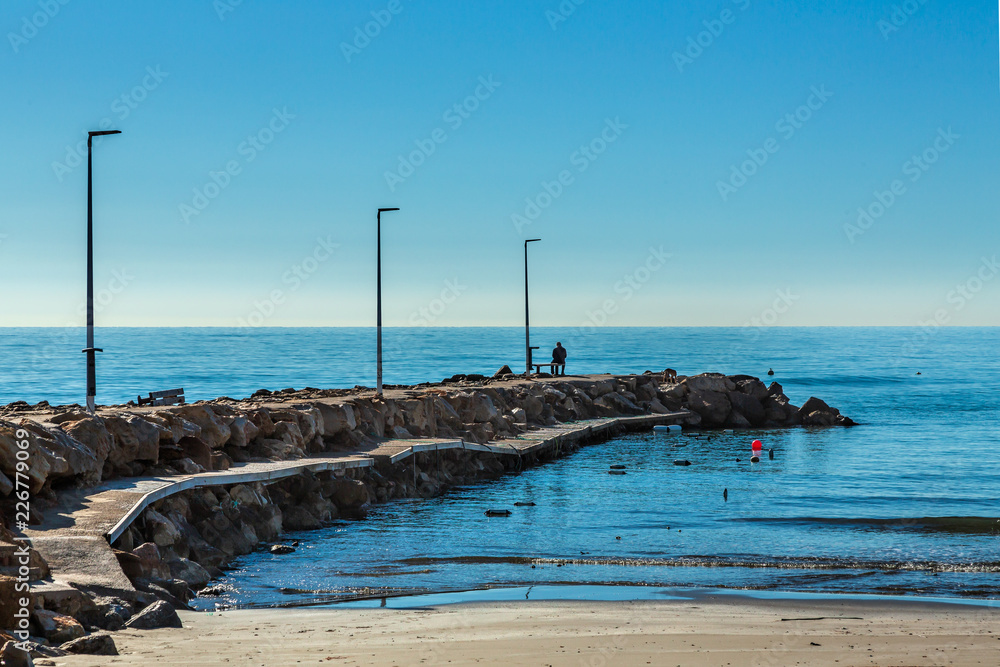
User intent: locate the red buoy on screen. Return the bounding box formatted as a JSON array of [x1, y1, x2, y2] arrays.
[[751, 439, 763, 451]]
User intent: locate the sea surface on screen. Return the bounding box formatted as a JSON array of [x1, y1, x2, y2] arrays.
[[2, 327, 998, 605]]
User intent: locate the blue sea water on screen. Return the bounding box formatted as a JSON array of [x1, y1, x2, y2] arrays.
[[3, 327, 998, 604]]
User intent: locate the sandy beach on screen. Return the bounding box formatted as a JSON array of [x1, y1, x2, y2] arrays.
[[51, 597, 999, 667]]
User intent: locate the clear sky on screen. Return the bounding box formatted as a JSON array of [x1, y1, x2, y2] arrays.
[[1, 0, 998, 327]]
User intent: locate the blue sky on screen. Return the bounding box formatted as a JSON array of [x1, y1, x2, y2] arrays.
[[1, 0, 998, 327]]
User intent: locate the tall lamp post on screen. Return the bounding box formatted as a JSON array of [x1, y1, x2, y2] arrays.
[[376, 207, 400, 396], [524, 238, 541, 374], [83, 129, 121, 413]]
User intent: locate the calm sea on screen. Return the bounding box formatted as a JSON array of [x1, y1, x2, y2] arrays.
[[3, 327, 998, 604]]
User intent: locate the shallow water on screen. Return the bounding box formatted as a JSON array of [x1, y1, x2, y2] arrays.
[[4, 326, 997, 605]]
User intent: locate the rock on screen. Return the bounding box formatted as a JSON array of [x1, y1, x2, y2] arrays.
[[152, 411, 203, 442], [593, 392, 642, 416], [0, 423, 50, 493], [146, 509, 182, 547], [685, 390, 731, 426], [662, 383, 687, 399], [170, 406, 231, 448], [270, 544, 295, 555], [493, 365, 513, 378], [32, 609, 85, 643], [728, 391, 766, 426], [59, 416, 113, 472], [510, 407, 527, 425], [117, 542, 170, 581], [282, 506, 320, 531], [177, 436, 212, 470], [272, 421, 305, 449], [391, 425, 414, 439], [798, 396, 835, 415], [168, 558, 211, 589], [766, 381, 784, 397], [682, 373, 735, 394], [329, 479, 369, 509], [735, 379, 769, 401], [0, 471, 12, 496], [725, 410, 751, 428], [227, 416, 259, 448], [170, 457, 203, 475], [313, 404, 357, 436], [0, 641, 32, 667], [124, 600, 182, 630], [60, 633, 117, 656], [229, 484, 267, 508], [103, 414, 161, 467]]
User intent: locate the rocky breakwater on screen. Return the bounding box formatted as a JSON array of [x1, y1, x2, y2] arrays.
[[663, 373, 856, 428], [0, 371, 851, 659]]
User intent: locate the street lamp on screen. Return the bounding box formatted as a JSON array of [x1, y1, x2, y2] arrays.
[[524, 238, 541, 375], [376, 207, 400, 396], [83, 129, 121, 413]]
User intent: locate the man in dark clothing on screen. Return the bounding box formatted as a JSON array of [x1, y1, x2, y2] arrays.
[[552, 342, 567, 376]]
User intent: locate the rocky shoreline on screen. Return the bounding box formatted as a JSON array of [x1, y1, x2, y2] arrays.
[[1, 371, 853, 661]]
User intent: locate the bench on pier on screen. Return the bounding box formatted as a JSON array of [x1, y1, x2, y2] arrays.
[[531, 362, 565, 375], [137, 388, 185, 407]]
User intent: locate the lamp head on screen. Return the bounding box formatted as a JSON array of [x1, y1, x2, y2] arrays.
[[525, 238, 541, 244], [88, 130, 122, 137], [378, 207, 400, 213]]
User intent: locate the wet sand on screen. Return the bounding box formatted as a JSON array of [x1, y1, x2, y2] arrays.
[[52, 596, 1000, 667]]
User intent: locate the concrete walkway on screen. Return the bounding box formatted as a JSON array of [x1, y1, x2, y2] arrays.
[[25, 413, 685, 602]]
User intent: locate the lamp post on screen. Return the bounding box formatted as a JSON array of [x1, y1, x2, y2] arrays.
[[376, 207, 400, 396], [524, 238, 541, 375], [83, 129, 121, 413]]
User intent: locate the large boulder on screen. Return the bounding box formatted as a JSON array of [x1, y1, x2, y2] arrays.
[[124, 600, 182, 630], [169, 406, 230, 449], [685, 390, 731, 426], [0, 641, 32, 667], [735, 378, 769, 401], [152, 411, 202, 443], [60, 633, 117, 656], [60, 416, 113, 470], [0, 422, 51, 493], [17, 420, 101, 488], [145, 510, 182, 548], [168, 558, 211, 589], [682, 373, 736, 394], [103, 414, 162, 466], [32, 609, 85, 643], [227, 416, 260, 448], [728, 391, 766, 426], [594, 392, 643, 416], [326, 479, 369, 509]]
